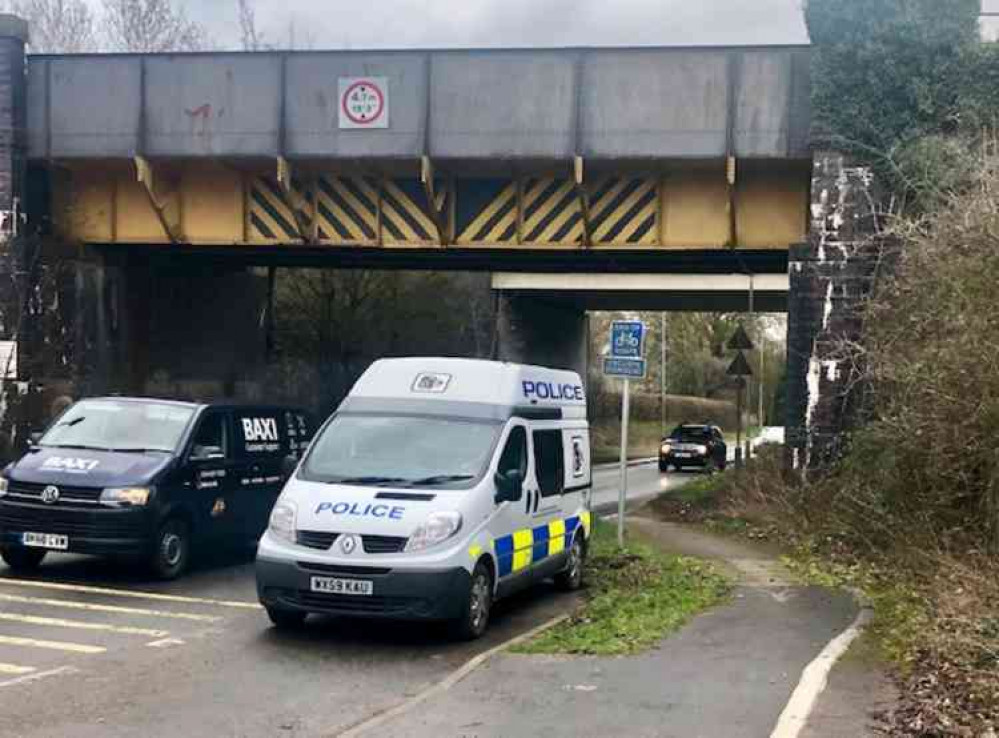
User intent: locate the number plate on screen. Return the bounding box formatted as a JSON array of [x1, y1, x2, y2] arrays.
[[22, 532, 69, 550], [675, 452, 693, 458], [310, 576, 373, 596]]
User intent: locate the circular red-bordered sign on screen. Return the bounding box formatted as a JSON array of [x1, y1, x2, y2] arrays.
[[342, 80, 385, 125]]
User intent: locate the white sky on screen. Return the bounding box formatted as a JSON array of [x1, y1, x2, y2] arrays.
[[174, 0, 809, 50]]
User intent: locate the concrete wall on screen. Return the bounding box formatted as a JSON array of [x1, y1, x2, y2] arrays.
[[495, 293, 589, 382], [786, 152, 883, 472]]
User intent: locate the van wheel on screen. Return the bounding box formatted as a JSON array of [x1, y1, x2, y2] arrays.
[[452, 561, 493, 641], [1, 546, 46, 572], [554, 536, 585, 591], [266, 607, 307, 630], [150, 519, 190, 580]]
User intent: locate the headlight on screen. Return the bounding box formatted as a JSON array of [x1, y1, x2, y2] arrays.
[[404, 511, 463, 553], [99, 486, 152, 508], [695, 445, 708, 455], [0, 477, 7, 498], [268, 500, 297, 544], [660, 444, 671, 454]]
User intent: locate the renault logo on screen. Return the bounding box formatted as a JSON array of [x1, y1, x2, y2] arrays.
[[40, 486, 60, 505], [340, 535, 359, 555]]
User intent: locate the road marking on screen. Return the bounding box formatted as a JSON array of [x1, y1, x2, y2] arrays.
[[0, 593, 221, 623], [0, 578, 261, 610], [0, 666, 77, 690], [770, 607, 873, 738], [0, 663, 35, 675], [0, 634, 106, 654], [146, 637, 185, 649], [0, 612, 169, 638], [332, 612, 570, 738]]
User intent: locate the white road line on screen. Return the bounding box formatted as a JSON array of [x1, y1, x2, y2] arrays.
[[0, 663, 35, 675], [0, 593, 221, 623], [769, 607, 874, 738], [0, 666, 78, 690], [0, 612, 169, 638], [0, 578, 261, 610], [146, 637, 185, 649], [332, 612, 570, 738], [0, 634, 106, 655]]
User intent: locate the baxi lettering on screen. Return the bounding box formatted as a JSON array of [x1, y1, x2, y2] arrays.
[[522, 380, 584, 402], [315, 502, 405, 520], [41, 456, 100, 472], [241, 417, 279, 443]]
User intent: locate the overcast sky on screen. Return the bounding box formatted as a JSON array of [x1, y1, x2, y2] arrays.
[[175, 0, 809, 50]]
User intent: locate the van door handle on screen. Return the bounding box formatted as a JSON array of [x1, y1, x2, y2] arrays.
[[533, 492, 540, 514], [525, 491, 532, 514]]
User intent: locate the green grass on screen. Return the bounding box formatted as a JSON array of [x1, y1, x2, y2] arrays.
[[513, 518, 731, 656]]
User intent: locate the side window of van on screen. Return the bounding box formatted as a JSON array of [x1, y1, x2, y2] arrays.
[[533, 430, 564, 497], [498, 426, 528, 477], [191, 413, 228, 461]]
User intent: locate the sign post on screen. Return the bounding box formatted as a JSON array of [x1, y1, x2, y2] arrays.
[[726, 329, 754, 469], [605, 321, 647, 547]]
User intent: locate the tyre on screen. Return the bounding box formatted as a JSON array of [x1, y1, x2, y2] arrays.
[[554, 535, 585, 591], [266, 606, 307, 630], [658, 461, 668, 473], [0, 546, 46, 572], [150, 518, 191, 580], [452, 560, 493, 640]]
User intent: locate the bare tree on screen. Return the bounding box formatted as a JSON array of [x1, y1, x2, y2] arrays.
[[237, 0, 266, 51], [3, 0, 97, 53], [100, 0, 207, 52]]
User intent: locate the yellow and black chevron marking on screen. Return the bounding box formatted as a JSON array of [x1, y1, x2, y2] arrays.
[[249, 176, 311, 242], [315, 175, 379, 244], [522, 177, 583, 245], [588, 177, 658, 245], [380, 180, 439, 244], [456, 179, 518, 244]]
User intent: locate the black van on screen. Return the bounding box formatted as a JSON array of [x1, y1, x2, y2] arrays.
[[0, 398, 311, 579]]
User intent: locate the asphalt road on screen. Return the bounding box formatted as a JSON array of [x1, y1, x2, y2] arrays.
[[0, 466, 673, 738]]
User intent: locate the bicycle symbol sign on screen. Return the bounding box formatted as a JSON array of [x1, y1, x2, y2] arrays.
[[610, 321, 646, 359], [338, 77, 389, 130]]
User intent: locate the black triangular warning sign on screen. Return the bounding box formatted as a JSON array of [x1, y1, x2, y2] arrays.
[[727, 351, 753, 377], [727, 324, 755, 352]]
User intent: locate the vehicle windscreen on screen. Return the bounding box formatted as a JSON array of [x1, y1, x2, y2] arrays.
[[299, 414, 502, 488], [40, 400, 196, 453], [671, 427, 712, 443]]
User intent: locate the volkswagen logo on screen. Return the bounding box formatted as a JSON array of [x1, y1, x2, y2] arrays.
[[40, 485, 60, 505], [340, 534, 359, 555]]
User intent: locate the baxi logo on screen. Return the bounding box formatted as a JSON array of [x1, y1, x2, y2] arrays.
[[42, 457, 99, 473], [242, 417, 278, 442]]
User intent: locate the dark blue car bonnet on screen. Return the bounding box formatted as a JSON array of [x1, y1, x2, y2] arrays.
[[8, 447, 174, 488]]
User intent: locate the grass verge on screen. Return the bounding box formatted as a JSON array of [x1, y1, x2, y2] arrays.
[[512, 518, 730, 656]]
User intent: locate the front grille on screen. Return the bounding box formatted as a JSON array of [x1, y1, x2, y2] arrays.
[[295, 562, 392, 576], [0, 502, 143, 539], [7, 481, 103, 508], [361, 535, 407, 554], [296, 530, 338, 550], [283, 589, 422, 615]]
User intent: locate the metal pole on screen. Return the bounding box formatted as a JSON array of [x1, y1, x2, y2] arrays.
[[735, 380, 743, 468], [759, 338, 765, 430], [660, 313, 666, 435], [746, 275, 754, 461], [617, 378, 630, 548]]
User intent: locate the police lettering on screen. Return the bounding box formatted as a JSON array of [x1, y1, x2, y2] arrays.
[[316, 502, 405, 520], [522, 381, 584, 402], [241, 417, 278, 443]]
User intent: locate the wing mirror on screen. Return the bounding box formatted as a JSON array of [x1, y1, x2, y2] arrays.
[[28, 432, 43, 447], [494, 468, 524, 504]]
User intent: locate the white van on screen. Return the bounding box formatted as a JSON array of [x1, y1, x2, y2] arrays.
[[255, 357, 592, 639]]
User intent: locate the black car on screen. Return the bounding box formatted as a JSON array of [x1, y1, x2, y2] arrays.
[[659, 424, 727, 473], [0, 397, 311, 579]]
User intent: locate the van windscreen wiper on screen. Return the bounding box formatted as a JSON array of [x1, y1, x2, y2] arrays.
[[407, 474, 475, 486], [334, 476, 411, 486]]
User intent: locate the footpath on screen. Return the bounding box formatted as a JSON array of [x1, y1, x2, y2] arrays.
[[365, 512, 893, 738]]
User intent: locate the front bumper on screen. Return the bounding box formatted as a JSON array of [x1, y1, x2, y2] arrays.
[[661, 453, 710, 467], [0, 500, 153, 557], [256, 556, 472, 621]]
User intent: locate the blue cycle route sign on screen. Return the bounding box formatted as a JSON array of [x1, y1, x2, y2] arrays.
[[610, 320, 645, 359], [603, 357, 647, 379]]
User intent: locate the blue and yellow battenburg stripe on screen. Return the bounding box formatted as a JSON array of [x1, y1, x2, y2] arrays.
[[492, 514, 589, 578]]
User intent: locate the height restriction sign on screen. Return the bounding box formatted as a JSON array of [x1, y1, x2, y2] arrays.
[[338, 77, 389, 129]]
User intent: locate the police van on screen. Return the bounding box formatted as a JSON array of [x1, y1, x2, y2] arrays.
[[255, 358, 592, 639], [0, 398, 311, 579]]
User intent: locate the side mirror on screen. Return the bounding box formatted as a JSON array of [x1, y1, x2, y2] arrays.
[[281, 454, 298, 480], [494, 468, 524, 504], [192, 445, 225, 461], [28, 432, 43, 447]]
